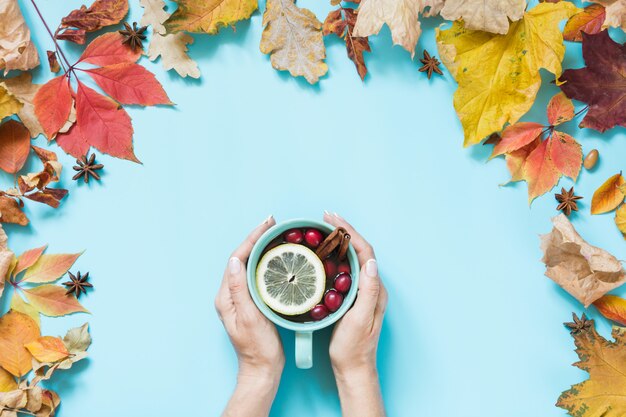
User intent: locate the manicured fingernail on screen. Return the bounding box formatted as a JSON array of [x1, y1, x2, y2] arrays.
[[229, 257, 242, 274], [263, 215, 273, 225], [334, 212, 342, 219], [324, 210, 331, 216], [365, 259, 378, 278]]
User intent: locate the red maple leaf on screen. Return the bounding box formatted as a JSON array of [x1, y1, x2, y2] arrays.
[[34, 32, 172, 162], [559, 30, 626, 133]]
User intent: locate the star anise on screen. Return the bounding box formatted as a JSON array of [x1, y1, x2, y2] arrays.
[[418, 50, 443, 79], [63, 271, 93, 298], [564, 312, 593, 335], [555, 187, 583, 216], [119, 22, 147, 52], [73, 153, 104, 183]]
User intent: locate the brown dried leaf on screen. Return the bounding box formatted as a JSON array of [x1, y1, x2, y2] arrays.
[[1, 73, 45, 139], [0, 224, 11, 300], [0, 196, 28, 226], [46, 51, 60, 73], [540, 214, 626, 307], [147, 34, 201, 79], [60, 0, 129, 33], [0, 0, 40, 74]]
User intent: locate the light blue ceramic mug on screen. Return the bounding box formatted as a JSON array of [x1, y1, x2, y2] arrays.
[[247, 219, 360, 369]]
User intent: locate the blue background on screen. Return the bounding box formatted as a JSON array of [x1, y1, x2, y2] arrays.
[[3, 0, 626, 416]]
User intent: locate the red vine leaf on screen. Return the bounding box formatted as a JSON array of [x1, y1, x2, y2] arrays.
[[492, 122, 544, 157], [78, 32, 141, 67], [55, 124, 90, 158], [549, 131, 582, 181], [59, 0, 129, 33], [559, 30, 626, 132], [0, 120, 30, 174], [76, 82, 137, 162], [33, 75, 72, 139], [563, 4, 605, 42], [85, 63, 172, 106], [546, 92, 575, 126], [523, 139, 560, 203]]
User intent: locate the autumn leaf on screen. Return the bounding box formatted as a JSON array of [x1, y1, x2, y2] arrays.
[[78, 32, 142, 67], [436, 2, 578, 146], [353, 0, 423, 57], [85, 63, 172, 106], [0, 196, 29, 226], [323, 5, 371, 81], [141, 0, 201, 79], [0, 311, 40, 377], [540, 214, 626, 307], [522, 139, 560, 202], [59, 0, 129, 41], [47, 51, 61, 73], [63, 323, 91, 354], [440, 0, 526, 34], [260, 0, 328, 84], [547, 93, 575, 126], [0, 73, 45, 139], [563, 4, 606, 42], [549, 131, 582, 182], [492, 122, 544, 157], [591, 172, 625, 214], [0, 367, 16, 392], [557, 318, 626, 416], [0, 84, 22, 121], [615, 204, 626, 239], [593, 294, 626, 326], [22, 285, 88, 317], [0, 120, 30, 174], [21, 253, 81, 284], [0, 225, 13, 300], [0, 0, 40, 74], [25, 337, 69, 363], [164, 0, 258, 34], [11, 292, 40, 327], [33, 75, 73, 139], [590, 0, 626, 31], [559, 30, 626, 132]]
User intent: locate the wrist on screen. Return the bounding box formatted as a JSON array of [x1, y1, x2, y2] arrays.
[[237, 361, 284, 391], [332, 363, 379, 386]]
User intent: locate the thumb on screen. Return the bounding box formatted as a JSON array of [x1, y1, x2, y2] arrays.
[[227, 257, 254, 310], [351, 259, 380, 317]]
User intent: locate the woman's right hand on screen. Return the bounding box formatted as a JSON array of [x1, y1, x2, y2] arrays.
[[324, 212, 387, 417]]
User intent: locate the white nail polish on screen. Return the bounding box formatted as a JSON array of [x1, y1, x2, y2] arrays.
[[324, 210, 331, 216], [229, 257, 242, 274], [263, 215, 274, 224], [365, 259, 378, 278]]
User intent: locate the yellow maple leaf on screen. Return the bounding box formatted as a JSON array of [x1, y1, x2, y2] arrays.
[[436, 2, 578, 147], [260, 0, 328, 84], [164, 0, 258, 34], [558, 320, 626, 416]]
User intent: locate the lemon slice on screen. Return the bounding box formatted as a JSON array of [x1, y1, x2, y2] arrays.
[[256, 243, 326, 316]]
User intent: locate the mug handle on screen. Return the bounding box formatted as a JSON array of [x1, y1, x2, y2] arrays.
[[295, 331, 313, 369]]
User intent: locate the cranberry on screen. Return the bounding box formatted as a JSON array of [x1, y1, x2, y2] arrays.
[[284, 228, 304, 244], [324, 290, 343, 312], [323, 259, 338, 277], [304, 229, 324, 248], [337, 262, 351, 274], [334, 272, 352, 293], [310, 304, 329, 321]]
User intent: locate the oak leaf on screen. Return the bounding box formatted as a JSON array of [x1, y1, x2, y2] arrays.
[[260, 0, 328, 84], [323, 5, 371, 81], [557, 320, 626, 416], [440, 0, 526, 34], [590, 0, 626, 31], [24, 337, 69, 363], [559, 30, 626, 132], [591, 172, 625, 214], [0, 120, 30, 174], [139, 0, 169, 35], [436, 2, 578, 146], [540, 214, 626, 307], [0, 85, 22, 121], [59, 0, 129, 34], [164, 0, 258, 34], [0, 0, 40, 74], [1, 74, 45, 139], [0, 311, 40, 377], [563, 4, 606, 42], [593, 294, 626, 326]]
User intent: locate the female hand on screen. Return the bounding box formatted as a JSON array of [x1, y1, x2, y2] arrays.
[[324, 212, 387, 417], [215, 216, 285, 417]]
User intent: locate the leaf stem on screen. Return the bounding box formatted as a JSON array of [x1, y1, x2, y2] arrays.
[[574, 105, 589, 119], [28, 0, 73, 74]]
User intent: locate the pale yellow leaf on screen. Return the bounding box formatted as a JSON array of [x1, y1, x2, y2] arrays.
[[0, 0, 40, 74], [260, 0, 328, 84], [1, 73, 44, 139], [0, 84, 22, 121], [440, 0, 526, 34], [148, 33, 200, 78], [139, 0, 170, 35], [62, 323, 91, 354]]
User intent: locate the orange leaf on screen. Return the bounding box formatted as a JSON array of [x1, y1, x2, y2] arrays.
[[14, 245, 47, 276], [546, 92, 575, 126], [549, 131, 582, 180], [492, 122, 544, 157], [505, 137, 541, 182], [21, 253, 81, 284], [0, 120, 30, 174], [85, 63, 172, 106], [591, 173, 625, 214], [0, 196, 28, 226], [24, 336, 69, 363], [593, 294, 626, 326], [0, 367, 17, 392], [76, 81, 137, 162], [523, 139, 560, 203], [33, 75, 72, 139], [78, 32, 141, 67], [0, 311, 40, 377], [55, 123, 90, 158], [22, 285, 88, 316], [563, 4, 605, 42]]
